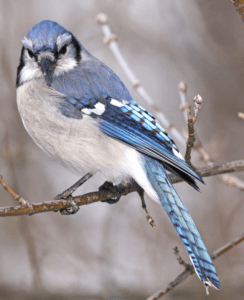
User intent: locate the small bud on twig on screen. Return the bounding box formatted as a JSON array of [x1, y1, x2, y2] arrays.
[[193, 94, 202, 105], [178, 82, 187, 93], [96, 13, 108, 25], [103, 34, 117, 45], [238, 112, 244, 120], [133, 80, 140, 88]]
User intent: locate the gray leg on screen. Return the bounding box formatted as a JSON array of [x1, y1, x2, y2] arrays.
[[99, 178, 156, 228]]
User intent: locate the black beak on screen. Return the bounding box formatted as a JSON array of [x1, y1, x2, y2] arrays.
[[40, 58, 55, 76]]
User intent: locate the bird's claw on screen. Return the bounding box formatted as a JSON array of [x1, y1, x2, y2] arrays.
[[99, 181, 121, 204]]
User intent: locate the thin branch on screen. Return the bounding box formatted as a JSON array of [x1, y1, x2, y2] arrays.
[[168, 160, 244, 184], [184, 95, 202, 168], [210, 233, 244, 260], [54, 172, 94, 199], [1, 160, 244, 217], [230, 0, 244, 23], [173, 246, 189, 269], [178, 82, 189, 123], [147, 232, 244, 300], [0, 175, 34, 213], [178, 82, 244, 190], [219, 173, 244, 190]]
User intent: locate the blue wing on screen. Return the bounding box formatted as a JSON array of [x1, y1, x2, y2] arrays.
[[98, 100, 203, 184], [52, 57, 202, 185]]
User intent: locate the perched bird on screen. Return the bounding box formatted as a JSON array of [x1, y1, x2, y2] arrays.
[[16, 20, 220, 291]]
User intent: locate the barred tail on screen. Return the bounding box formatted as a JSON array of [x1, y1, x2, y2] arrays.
[[142, 156, 220, 290]]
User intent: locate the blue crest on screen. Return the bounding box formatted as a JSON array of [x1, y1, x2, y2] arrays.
[[26, 20, 68, 52]]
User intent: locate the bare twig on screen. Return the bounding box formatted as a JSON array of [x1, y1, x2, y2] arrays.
[[185, 115, 195, 168], [178, 82, 244, 190], [183, 95, 202, 168], [210, 233, 244, 260], [220, 173, 244, 190], [178, 82, 189, 123], [147, 232, 244, 300], [230, 0, 244, 23], [168, 160, 244, 184], [0, 175, 34, 213], [173, 246, 189, 268], [54, 172, 94, 200]]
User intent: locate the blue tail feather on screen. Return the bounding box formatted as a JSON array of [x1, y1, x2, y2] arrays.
[[142, 155, 221, 290]]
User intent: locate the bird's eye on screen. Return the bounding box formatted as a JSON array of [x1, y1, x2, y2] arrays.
[[27, 49, 34, 58], [59, 45, 67, 55]]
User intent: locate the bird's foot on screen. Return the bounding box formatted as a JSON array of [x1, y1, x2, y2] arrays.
[[59, 197, 80, 215], [99, 181, 121, 204]]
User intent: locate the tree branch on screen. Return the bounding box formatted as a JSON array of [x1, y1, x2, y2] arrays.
[[178, 81, 244, 190], [169, 160, 244, 184], [1, 160, 243, 217], [184, 95, 202, 169], [0, 178, 142, 217], [147, 232, 244, 300]]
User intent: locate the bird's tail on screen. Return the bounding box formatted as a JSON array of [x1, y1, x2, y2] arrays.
[[142, 155, 221, 290]]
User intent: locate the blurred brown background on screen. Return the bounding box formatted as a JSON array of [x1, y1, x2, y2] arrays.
[[0, 1, 244, 299]]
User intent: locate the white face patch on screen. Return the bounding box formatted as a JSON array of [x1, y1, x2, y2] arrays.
[[54, 43, 79, 76], [19, 48, 42, 84], [21, 37, 33, 51], [20, 64, 42, 84], [19, 41, 79, 84], [56, 33, 72, 51]]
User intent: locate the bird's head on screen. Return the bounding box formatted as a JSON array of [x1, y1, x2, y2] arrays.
[[17, 20, 81, 86]]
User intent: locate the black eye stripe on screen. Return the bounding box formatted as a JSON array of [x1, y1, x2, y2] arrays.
[[59, 45, 67, 55], [27, 49, 34, 58]]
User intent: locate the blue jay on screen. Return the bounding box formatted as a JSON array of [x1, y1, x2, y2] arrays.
[[16, 20, 220, 291]]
